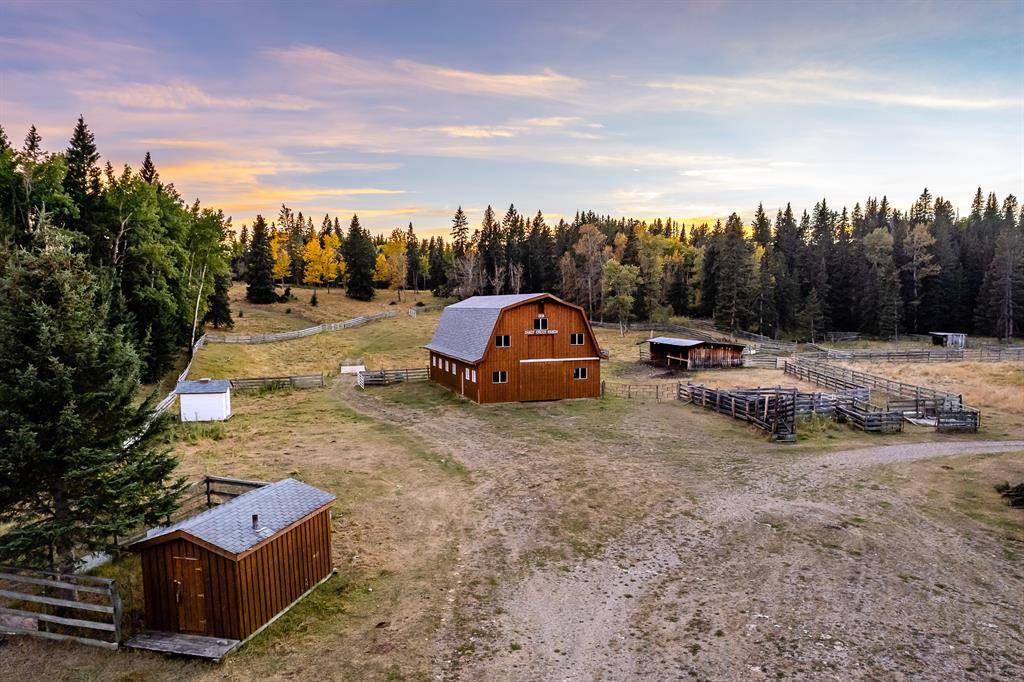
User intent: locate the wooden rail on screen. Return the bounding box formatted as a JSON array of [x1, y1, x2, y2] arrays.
[[679, 383, 796, 441], [601, 381, 675, 402], [229, 374, 325, 391], [835, 399, 904, 433], [0, 567, 122, 649], [205, 311, 397, 344], [357, 367, 429, 388], [794, 347, 1024, 363]]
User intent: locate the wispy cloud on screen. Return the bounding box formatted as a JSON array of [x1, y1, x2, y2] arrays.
[[74, 80, 320, 111], [644, 67, 1019, 111], [266, 45, 583, 99]]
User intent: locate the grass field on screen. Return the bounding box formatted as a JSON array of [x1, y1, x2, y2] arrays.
[[5, 307, 1023, 680]]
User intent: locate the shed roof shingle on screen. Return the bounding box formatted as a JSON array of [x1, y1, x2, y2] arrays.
[[133, 478, 335, 555]]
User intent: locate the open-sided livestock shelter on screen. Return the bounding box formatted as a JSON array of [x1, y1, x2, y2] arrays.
[[930, 332, 967, 349], [177, 378, 232, 422], [426, 293, 605, 403], [129, 478, 335, 648], [639, 336, 745, 369]]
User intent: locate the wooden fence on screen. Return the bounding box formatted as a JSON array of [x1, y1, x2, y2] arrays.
[[834, 399, 904, 433], [357, 367, 429, 388], [205, 310, 397, 344], [795, 347, 1024, 363], [601, 381, 676, 401], [229, 374, 325, 391], [679, 383, 797, 441], [408, 303, 446, 317], [784, 359, 979, 432], [0, 567, 122, 650]]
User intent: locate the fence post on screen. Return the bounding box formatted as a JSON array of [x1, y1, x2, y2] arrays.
[[110, 581, 123, 644], [205, 476, 212, 507], [601, 380, 605, 397]]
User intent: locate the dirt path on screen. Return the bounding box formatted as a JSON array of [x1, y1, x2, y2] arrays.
[[342, 383, 1024, 680]]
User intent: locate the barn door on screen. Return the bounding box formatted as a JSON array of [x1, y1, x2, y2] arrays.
[[171, 545, 206, 634], [518, 361, 563, 401]]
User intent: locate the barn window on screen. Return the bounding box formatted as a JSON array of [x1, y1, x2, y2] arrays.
[[471, 370, 477, 382], [492, 370, 508, 384], [464, 367, 470, 380], [533, 317, 548, 330], [451, 362, 456, 375], [495, 335, 511, 348], [570, 333, 584, 345], [432, 356, 437, 367], [573, 367, 588, 380]]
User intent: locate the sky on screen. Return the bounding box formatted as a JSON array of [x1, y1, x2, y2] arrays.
[[1, 0, 1022, 237]]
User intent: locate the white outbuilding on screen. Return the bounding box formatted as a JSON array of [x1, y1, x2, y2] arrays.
[[176, 378, 232, 422]]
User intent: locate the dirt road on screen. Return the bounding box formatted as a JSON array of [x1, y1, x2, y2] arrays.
[[348, 383, 1024, 680]]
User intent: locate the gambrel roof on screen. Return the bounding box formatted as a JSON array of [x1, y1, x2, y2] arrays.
[[129, 478, 335, 558], [425, 293, 600, 363]]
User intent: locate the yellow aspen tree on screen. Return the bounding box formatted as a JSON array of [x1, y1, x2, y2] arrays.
[[303, 237, 325, 286], [271, 231, 292, 282], [320, 232, 340, 288]]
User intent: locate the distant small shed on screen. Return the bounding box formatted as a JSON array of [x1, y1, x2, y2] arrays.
[[930, 332, 966, 349], [177, 379, 231, 422], [639, 337, 745, 369], [128, 478, 335, 652]]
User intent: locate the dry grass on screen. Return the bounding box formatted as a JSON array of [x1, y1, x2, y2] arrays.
[[221, 283, 444, 336], [188, 310, 440, 379]]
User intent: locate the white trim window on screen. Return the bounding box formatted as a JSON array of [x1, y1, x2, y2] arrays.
[[496, 335, 511, 348], [444, 360, 450, 372], [451, 362, 456, 375], [464, 367, 471, 380], [570, 332, 584, 345], [471, 369, 477, 382], [533, 317, 548, 330], [492, 370, 508, 384], [432, 356, 437, 367], [573, 367, 588, 380]]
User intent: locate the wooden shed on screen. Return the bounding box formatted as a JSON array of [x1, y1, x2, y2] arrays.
[[639, 336, 746, 369], [930, 332, 966, 349], [127, 478, 335, 658], [425, 293, 606, 403]]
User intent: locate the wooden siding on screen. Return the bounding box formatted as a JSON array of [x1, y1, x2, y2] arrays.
[[138, 508, 333, 640], [234, 509, 333, 639], [648, 342, 744, 370], [429, 296, 601, 403]]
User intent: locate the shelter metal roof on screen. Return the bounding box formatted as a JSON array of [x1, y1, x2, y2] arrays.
[[176, 379, 231, 394]]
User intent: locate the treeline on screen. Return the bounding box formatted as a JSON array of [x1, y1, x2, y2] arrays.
[[0, 120, 233, 381], [238, 193, 1023, 341]]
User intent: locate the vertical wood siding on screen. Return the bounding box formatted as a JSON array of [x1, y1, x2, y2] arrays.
[[138, 508, 333, 640]]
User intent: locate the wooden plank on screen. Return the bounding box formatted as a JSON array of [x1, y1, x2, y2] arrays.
[[0, 566, 112, 586], [0, 605, 115, 632], [0, 588, 114, 613], [0, 571, 111, 595], [0, 624, 118, 650]]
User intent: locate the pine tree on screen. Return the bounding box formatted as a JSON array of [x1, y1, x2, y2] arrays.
[[0, 224, 185, 571], [0, 123, 9, 151], [862, 228, 903, 337], [478, 205, 503, 292], [63, 116, 104, 259], [713, 213, 755, 331], [901, 223, 941, 332], [22, 125, 43, 162], [974, 225, 1024, 341], [751, 203, 772, 247], [245, 215, 278, 303], [405, 223, 422, 290], [205, 273, 234, 329], [342, 214, 376, 301]]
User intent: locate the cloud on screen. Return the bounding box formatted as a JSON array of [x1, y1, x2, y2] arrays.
[[520, 116, 584, 127], [74, 80, 320, 111], [266, 45, 583, 99], [425, 125, 518, 139], [644, 67, 1019, 111]]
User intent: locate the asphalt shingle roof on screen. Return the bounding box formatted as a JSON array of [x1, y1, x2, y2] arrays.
[[425, 294, 545, 362], [135, 478, 335, 555], [176, 379, 231, 394]]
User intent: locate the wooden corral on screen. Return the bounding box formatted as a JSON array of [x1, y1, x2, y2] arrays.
[[930, 332, 967, 349], [425, 293, 605, 403], [128, 478, 335, 651], [639, 337, 745, 370]]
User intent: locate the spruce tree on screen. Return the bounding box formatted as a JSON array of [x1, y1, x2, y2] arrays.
[[0, 223, 185, 571], [140, 151, 159, 185], [63, 116, 104, 260], [0, 123, 9, 151], [752, 203, 772, 247], [342, 214, 376, 300], [205, 273, 234, 329], [245, 215, 278, 303], [713, 213, 755, 331], [405, 222, 421, 290], [974, 225, 1023, 341], [22, 125, 43, 162]]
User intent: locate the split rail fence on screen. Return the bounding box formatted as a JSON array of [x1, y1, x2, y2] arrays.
[[795, 347, 1024, 363], [679, 383, 797, 441], [205, 311, 396, 344], [601, 381, 675, 401], [229, 374, 325, 391]]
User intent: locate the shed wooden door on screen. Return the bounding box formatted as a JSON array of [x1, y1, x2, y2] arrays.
[[171, 546, 206, 634]]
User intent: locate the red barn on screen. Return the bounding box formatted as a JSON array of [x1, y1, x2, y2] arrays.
[[426, 293, 605, 403]]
